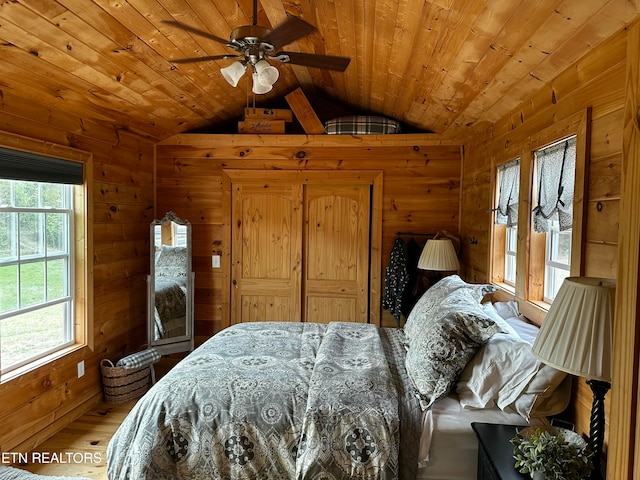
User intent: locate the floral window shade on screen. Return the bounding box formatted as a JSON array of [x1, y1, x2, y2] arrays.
[[496, 159, 520, 227], [532, 136, 576, 233]]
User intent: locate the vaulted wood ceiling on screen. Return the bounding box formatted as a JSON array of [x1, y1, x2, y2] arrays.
[[1, 0, 638, 141]]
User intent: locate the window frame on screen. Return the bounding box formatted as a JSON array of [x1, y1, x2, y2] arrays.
[[489, 109, 590, 321], [0, 134, 92, 382]]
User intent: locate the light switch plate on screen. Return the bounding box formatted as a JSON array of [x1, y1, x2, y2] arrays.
[[212, 255, 221, 268]]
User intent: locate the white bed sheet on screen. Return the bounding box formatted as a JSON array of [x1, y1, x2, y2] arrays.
[[416, 393, 545, 480]]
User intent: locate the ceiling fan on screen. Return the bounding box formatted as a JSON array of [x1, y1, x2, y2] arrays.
[[164, 0, 351, 94]]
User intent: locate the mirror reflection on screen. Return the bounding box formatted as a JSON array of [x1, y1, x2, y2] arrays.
[[148, 211, 194, 354]]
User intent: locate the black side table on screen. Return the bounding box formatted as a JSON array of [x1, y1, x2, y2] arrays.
[[472, 422, 528, 480]]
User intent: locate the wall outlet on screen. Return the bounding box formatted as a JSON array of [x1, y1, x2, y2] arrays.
[[211, 255, 221, 268], [77, 360, 85, 378]]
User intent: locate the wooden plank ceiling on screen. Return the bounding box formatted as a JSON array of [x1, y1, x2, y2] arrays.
[[0, 0, 638, 141]]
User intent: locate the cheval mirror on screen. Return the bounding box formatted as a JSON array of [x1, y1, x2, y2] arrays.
[[147, 211, 194, 355]]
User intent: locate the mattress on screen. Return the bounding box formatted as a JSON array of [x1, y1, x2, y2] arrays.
[[416, 394, 541, 480]]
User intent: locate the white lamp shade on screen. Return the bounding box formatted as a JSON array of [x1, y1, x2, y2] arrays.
[[220, 61, 246, 87], [417, 238, 459, 271], [254, 59, 279, 87], [251, 71, 273, 94], [531, 277, 615, 382]]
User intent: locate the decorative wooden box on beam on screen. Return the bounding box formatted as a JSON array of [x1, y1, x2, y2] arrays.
[[285, 87, 325, 134], [238, 108, 292, 134], [244, 108, 293, 121]]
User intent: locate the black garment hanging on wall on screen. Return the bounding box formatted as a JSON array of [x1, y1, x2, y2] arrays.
[[400, 237, 424, 319], [382, 237, 409, 326]]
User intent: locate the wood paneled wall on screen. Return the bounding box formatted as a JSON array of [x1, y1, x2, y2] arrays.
[[155, 134, 462, 342], [459, 26, 627, 443], [0, 92, 155, 453]]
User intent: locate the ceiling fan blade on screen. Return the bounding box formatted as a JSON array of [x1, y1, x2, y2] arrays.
[[261, 16, 317, 49], [272, 51, 351, 71], [170, 55, 240, 64], [162, 20, 230, 45]]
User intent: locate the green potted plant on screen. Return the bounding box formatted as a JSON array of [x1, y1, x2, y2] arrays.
[[510, 426, 594, 480]]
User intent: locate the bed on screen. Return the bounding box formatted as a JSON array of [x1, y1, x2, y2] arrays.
[[153, 245, 188, 339], [107, 275, 570, 480]]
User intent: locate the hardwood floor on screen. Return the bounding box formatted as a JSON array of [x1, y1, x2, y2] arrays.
[[15, 400, 137, 479]]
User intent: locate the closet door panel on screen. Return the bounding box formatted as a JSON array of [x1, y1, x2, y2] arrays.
[[231, 183, 302, 324], [304, 184, 371, 323]]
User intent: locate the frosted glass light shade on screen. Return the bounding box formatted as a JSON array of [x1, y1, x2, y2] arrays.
[[254, 59, 279, 87], [251, 71, 273, 94], [417, 239, 459, 271], [220, 61, 246, 87], [531, 277, 615, 382]]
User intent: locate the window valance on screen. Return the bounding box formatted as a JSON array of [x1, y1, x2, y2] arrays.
[[532, 137, 576, 233], [495, 159, 520, 227]]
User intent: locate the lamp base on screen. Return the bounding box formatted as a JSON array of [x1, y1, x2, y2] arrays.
[[587, 379, 611, 480]]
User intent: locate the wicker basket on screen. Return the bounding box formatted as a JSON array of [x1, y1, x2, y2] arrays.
[[100, 358, 151, 404]]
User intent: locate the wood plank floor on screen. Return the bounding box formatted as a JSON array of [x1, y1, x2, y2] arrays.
[[15, 400, 137, 479]]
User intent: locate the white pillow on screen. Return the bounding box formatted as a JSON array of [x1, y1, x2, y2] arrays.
[[506, 368, 570, 421], [457, 309, 570, 420], [456, 329, 540, 410], [493, 300, 521, 319], [505, 315, 539, 344], [482, 302, 519, 337]]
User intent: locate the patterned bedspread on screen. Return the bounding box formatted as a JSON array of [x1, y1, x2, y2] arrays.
[[154, 276, 187, 338], [107, 322, 421, 480]]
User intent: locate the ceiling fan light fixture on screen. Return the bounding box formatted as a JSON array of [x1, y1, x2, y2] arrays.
[[251, 70, 273, 94], [220, 61, 246, 87], [254, 59, 279, 87]]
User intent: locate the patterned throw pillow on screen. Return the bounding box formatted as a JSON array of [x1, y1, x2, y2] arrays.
[[403, 275, 497, 347], [405, 311, 501, 408]]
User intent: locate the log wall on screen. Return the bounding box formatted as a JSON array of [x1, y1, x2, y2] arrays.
[[0, 91, 154, 453], [155, 134, 463, 342], [459, 25, 627, 446]]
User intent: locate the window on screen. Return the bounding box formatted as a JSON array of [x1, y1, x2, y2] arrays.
[[0, 180, 75, 373], [154, 222, 188, 250], [0, 145, 88, 378], [490, 109, 588, 315], [504, 225, 517, 286], [544, 218, 571, 301], [530, 136, 576, 302]]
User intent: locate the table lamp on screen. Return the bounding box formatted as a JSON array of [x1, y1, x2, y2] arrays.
[[531, 277, 615, 480]]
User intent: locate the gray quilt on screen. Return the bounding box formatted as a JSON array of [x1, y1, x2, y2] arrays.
[[154, 276, 187, 339], [107, 322, 421, 480]]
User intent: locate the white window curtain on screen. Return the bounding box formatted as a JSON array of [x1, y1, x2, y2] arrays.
[[532, 136, 576, 233], [495, 159, 520, 227]]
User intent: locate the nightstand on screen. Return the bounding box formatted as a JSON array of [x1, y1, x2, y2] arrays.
[[472, 422, 528, 480]]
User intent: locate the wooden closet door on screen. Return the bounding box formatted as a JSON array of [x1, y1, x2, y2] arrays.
[[225, 169, 382, 326], [230, 183, 303, 323], [304, 184, 371, 323]]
